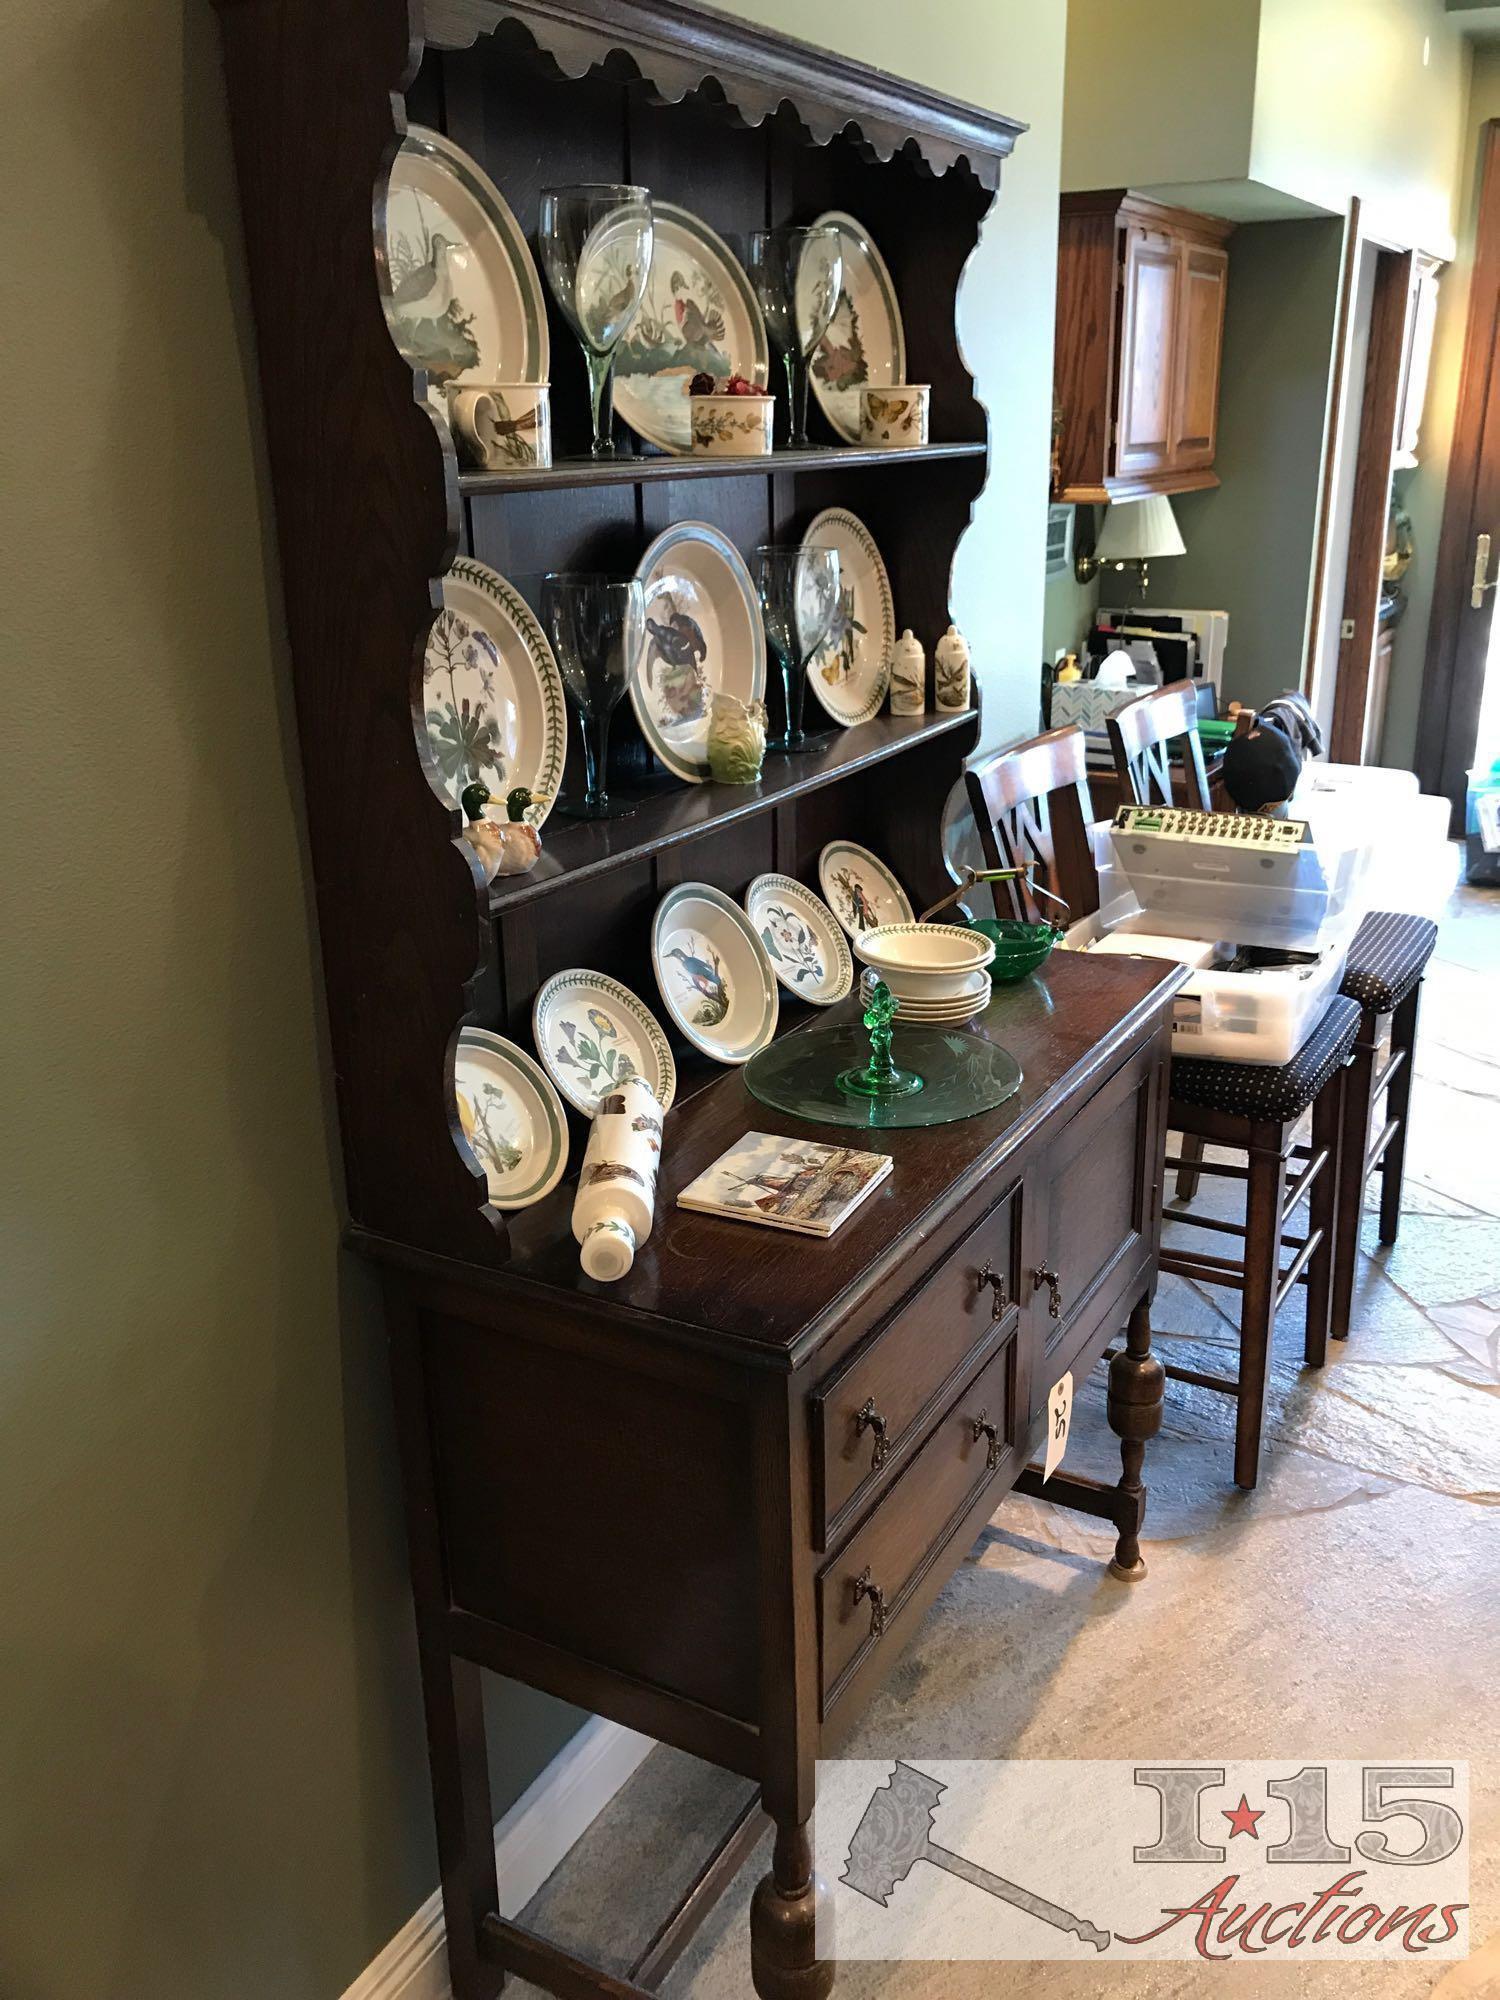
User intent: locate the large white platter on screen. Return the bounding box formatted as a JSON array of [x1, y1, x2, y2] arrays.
[[801, 508, 894, 727], [745, 874, 853, 1007], [455, 1029, 568, 1210], [379, 126, 548, 389], [653, 883, 779, 1065], [631, 523, 766, 783], [807, 210, 906, 444], [532, 969, 677, 1118], [818, 841, 915, 939], [612, 203, 768, 454], [422, 558, 566, 820]]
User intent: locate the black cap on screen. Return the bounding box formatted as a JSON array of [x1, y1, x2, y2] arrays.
[[1223, 720, 1303, 812]]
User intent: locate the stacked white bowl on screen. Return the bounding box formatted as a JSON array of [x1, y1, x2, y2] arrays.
[[853, 922, 996, 1026]]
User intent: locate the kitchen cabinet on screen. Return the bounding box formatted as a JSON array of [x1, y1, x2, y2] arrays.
[[1054, 190, 1233, 504]]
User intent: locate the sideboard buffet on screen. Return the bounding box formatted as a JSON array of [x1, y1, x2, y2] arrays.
[[211, 0, 1185, 1993]]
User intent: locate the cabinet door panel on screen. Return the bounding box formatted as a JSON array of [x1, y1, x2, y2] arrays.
[[1114, 226, 1180, 480], [1171, 241, 1228, 470]]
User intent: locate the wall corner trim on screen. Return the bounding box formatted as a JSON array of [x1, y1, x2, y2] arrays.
[[340, 1719, 656, 2000]]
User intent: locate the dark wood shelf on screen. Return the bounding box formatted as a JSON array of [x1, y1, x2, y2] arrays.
[[460, 439, 987, 496], [488, 706, 973, 914]]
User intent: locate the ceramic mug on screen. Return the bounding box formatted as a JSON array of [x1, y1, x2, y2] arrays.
[[859, 383, 930, 447], [445, 383, 552, 471], [690, 392, 775, 457]]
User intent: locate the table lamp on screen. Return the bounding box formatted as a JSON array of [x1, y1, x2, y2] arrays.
[[1074, 495, 1184, 601]]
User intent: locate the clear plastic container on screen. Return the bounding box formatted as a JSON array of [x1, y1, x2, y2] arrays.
[[1103, 815, 1370, 952]]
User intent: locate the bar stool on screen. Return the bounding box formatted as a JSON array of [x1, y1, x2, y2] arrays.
[[1331, 911, 1438, 1339], [1087, 695, 1357, 1486]]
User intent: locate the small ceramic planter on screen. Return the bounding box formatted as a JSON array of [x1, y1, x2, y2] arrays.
[[690, 392, 775, 456], [446, 382, 552, 470], [859, 384, 930, 448]]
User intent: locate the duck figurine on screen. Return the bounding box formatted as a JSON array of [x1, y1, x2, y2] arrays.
[[459, 782, 548, 881]]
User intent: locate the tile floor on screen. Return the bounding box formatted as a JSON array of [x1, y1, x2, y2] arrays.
[[514, 878, 1500, 1999]]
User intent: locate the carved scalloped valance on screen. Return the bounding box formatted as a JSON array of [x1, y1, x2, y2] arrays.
[[420, 0, 1026, 188]]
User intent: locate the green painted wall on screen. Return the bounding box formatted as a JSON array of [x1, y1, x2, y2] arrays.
[[1139, 218, 1347, 710], [0, 2, 1065, 1996], [1385, 47, 1500, 770]]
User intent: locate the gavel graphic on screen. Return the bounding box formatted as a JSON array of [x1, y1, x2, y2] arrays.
[[841, 1761, 1111, 1952]]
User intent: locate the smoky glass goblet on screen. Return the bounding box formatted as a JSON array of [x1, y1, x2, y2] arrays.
[[747, 226, 842, 449], [538, 185, 653, 458], [754, 543, 840, 754], [541, 574, 646, 818]]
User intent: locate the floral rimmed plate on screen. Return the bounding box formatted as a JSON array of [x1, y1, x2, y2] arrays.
[[422, 558, 567, 820], [800, 508, 894, 727], [632, 523, 766, 783], [612, 203, 768, 453], [818, 841, 915, 939], [652, 883, 779, 1065], [533, 970, 677, 1117], [454, 1029, 568, 1210], [807, 211, 905, 444], [745, 874, 852, 1007], [378, 126, 549, 389]]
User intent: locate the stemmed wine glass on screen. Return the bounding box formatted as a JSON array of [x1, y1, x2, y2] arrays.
[[539, 186, 653, 458], [747, 226, 842, 449], [541, 574, 646, 818], [754, 544, 840, 754]]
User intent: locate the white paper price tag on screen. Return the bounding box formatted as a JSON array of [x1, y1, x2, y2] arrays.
[[1043, 1371, 1073, 1484]]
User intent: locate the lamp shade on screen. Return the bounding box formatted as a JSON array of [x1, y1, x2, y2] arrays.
[[1094, 494, 1185, 563]]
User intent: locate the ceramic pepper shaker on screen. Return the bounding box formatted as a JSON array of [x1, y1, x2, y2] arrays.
[[934, 624, 971, 711], [890, 629, 926, 714]]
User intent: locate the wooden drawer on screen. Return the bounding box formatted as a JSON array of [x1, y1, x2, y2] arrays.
[[818, 1334, 1016, 1711], [811, 1182, 1021, 1547]]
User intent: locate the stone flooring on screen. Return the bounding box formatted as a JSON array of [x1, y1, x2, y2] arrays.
[[514, 878, 1500, 1999]]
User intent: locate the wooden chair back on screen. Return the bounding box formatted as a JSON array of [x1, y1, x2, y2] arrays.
[[964, 725, 1099, 922], [1106, 680, 1213, 811]]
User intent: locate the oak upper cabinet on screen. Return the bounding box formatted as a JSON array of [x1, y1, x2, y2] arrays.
[[1054, 191, 1233, 503]]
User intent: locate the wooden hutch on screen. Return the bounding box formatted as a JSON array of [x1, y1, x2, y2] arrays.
[[212, 0, 1184, 1993]]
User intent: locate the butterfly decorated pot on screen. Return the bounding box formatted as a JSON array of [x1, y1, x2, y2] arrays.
[[859, 383, 929, 447]]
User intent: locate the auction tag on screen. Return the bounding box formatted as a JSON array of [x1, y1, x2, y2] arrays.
[[1043, 1371, 1074, 1483]]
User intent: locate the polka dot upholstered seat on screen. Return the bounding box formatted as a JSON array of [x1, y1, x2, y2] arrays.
[[1170, 995, 1361, 1122], [1339, 911, 1438, 1015]]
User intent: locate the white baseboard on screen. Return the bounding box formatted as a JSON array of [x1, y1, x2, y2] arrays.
[[342, 1717, 655, 2000]]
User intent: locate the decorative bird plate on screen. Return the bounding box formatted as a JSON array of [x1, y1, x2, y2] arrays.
[[423, 558, 566, 819], [378, 126, 549, 389], [454, 1029, 568, 1210], [653, 883, 779, 1065], [800, 508, 894, 727], [532, 970, 677, 1118], [612, 203, 768, 454], [744, 874, 852, 1007], [818, 841, 915, 939], [807, 211, 906, 444], [631, 522, 766, 783]]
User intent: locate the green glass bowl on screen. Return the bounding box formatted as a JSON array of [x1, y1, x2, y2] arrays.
[[965, 917, 1062, 984]]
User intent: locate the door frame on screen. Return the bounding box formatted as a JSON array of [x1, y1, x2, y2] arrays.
[[1416, 119, 1500, 822]]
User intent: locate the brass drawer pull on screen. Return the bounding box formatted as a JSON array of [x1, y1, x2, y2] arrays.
[[852, 1566, 886, 1640], [976, 1260, 1010, 1320], [854, 1398, 890, 1470], [1032, 1265, 1063, 1319], [970, 1407, 1002, 1472]]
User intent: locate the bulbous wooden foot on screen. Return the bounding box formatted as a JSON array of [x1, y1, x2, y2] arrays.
[[750, 1824, 834, 2000], [1106, 1298, 1164, 1581]]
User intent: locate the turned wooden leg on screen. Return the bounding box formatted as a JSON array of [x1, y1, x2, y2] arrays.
[[1174, 1131, 1205, 1202], [1331, 1011, 1377, 1341], [1303, 1067, 1342, 1369], [1106, 1297, 1164, 1581], [751, 1820, 833, 2000], [1379, 984, 1421, 1245]]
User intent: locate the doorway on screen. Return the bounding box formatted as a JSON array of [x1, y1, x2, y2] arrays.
[[1418, 120, 1500, 824]]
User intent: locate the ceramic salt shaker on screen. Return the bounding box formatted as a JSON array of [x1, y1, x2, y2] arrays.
[[934, 625, 971, 711], [890, 629, 926, 714]]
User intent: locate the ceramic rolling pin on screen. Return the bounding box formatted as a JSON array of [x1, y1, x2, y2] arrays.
[[572, 1073, 664, 1282]]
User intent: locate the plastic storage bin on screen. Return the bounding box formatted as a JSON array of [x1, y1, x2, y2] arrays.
[[1101, 817, 1369, 952]]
